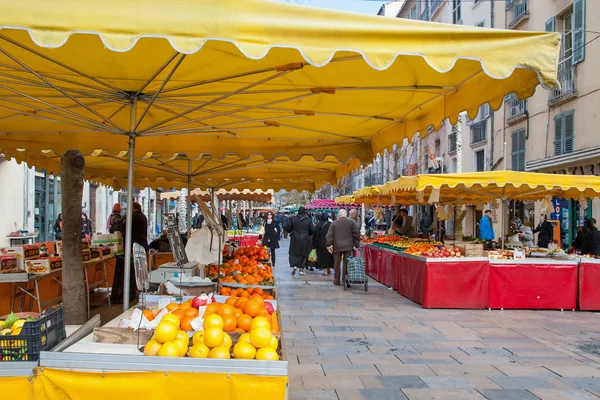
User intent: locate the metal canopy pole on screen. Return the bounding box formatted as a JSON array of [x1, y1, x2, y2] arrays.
[[501, 142, 507, 250], [187, 159, 192, 240], [123, 98, 137, 311]]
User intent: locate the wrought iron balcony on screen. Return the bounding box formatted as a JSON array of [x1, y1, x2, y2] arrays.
[[506, 94, 527, 123], [507, 0, 529, 29], [549, 62, 577, 106]]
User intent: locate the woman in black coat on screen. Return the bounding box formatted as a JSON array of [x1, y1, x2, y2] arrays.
[[312, 212, 334, 276], [582, 218, 600, 257], [263, 212, 280, 265], [533, 214, 554, 248], [284, 206, 316, 276]]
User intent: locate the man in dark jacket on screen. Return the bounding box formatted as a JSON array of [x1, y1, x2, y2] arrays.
[[326, 209, 360, 286], [533, 214, 554, 248], [284, 206, 315, 276]]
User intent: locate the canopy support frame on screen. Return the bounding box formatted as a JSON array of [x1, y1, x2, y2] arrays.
[[123, 98, 137, 311]]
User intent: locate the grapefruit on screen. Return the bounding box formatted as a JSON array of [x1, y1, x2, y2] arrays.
[[192, 330, 205, 346], [203, 314, 224, 330], [238, 333, 251, 343], [269, 335, 278, 351], [250, 316, 270, 331], [143, 339, 162, 356], [233, 341, 257, 360], [222, 333, 232, 350], [208, 346, 231, 359], [189, 343, 210, 358], [203, 327, 225, 348], [249, 327, 271, 349], [175, 330, 190, 347], [161, 313, 180, 327], [174, 338, 189, 357], [256, 347, 279, 361], [154, 322, 178, 344], [156, 341, 181, 357]]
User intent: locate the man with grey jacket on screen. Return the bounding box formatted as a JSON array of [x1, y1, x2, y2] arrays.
[[326, 209, 361, 286]]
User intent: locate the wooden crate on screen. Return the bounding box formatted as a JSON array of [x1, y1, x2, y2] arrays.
[[445, 241, 484, 257]]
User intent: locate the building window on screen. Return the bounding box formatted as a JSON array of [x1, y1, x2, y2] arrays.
[[409, 6, 417, 20], [505, 94, 527, 123], [507, 0, 529, 29], [475, 150, 486, 172], [452, 0, 461, 23], [435, 139, 441, 157], [554, 110, 575, 156], [430, 0, 442, 16], [449, 129, 457, 153], [511, 129, 526, 171], [471, 120, 487, 145]]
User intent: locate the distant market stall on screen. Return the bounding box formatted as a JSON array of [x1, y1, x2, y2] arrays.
[[351, 171, 600, 311]]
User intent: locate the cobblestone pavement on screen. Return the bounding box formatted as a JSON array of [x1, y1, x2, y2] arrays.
[[273, 240, 600, 400]]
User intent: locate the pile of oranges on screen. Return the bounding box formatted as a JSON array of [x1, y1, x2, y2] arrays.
[[232, 246, 271, 261], [143, 316, 191, 358], [219, 286, 274, 300], [143, 299, 200, 331], [203, 295, 279, 335], [206, 246, 275, 286]]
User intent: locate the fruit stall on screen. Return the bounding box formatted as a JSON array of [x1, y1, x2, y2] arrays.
[[353, 171, 600, 311]]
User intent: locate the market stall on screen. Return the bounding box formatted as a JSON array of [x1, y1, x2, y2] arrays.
[[578, 258, 600, 311], [353, 172, 600, 311]]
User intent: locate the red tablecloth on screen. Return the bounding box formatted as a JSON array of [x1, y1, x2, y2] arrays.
[[579, 261, 600, 311], [239, 235, 260, 247], [489, 261, 578, 310]]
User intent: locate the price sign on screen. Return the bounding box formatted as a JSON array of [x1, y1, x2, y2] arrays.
[[164, 214, 188, 266]]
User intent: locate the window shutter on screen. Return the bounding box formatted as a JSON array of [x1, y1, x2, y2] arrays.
[[573, 0, 586, 64], [545, 16, 555, 32], [565, 111, 574, 153], [511, 131, 519, 170], [554, 115, 563, 156], [518, 130, 526, 171]]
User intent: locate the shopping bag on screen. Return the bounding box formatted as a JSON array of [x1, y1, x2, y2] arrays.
[[308, 249, 318, 263], [347, 255, 366, 282]]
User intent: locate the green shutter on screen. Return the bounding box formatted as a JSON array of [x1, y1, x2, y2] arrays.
[[518, 129, 526, 171], [554, 115, 563, 156], [573, 0, 585, 64], [564, 111, 574, 153], [545, 16, 555, 32]]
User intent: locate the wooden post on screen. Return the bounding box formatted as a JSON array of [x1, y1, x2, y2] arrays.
[[61, 150, 87, 324]]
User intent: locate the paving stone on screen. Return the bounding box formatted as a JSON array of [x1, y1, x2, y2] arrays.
[[350, 326, 383, 332], [289, 375, 305, 390], [529, 389, 600, 400], [335, 389, 366, 400], [368, 346, 420, 356], [359, 388, 408, 400], [375, 364, 437, 376], [298, 355, 351, 365], [480, 389, 539, 400], [287, 346, 320, 356], [311, 325, 353, 332], [302, 375, 366, 390], [402, 389, 486, 399], [543, 365, 600, 377], [420, 376, 476, 389], [494, 365, 560, 377], [428, 364, 505, 377], [289, 364, 325, 377], [400, 357, 460, 365], [490, 376, 564, 389], [317, 346, 370, 356], [376, 375, 428, 389], [289, 389, 338, 400], [322, 364, 380, 376], [460, 347, 514, 357], [558, 377, 600, 392], [348, 354, 403, 365]]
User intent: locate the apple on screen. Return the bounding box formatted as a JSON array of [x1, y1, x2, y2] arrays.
[[455, 252, 461, 257]]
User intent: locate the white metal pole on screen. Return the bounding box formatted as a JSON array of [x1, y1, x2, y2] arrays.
[[123, 98, 137, 311], [501, 142, 507, 249], [187, 159, 192, 240], [360, 167, 366, 236]]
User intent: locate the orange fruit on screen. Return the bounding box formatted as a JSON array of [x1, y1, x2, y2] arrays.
[[184, 308, 199, 318], [156, 341, 181, 357], [249, 327, 272, 349], [256, 347, 279, 361], [225, 296, 237, 307], [246, 287, 254, 295], [251, 295, 265, 306], [220, 304, 235, 317], [161, 313, 180, 327], [208, 346, 231, 359], [264, 295, 274, 300], [223, 315, 238, 332], [203, 314, 224, 330], [254, 288, 264, 296], [233, 341, 257, 360], [189, 343, 210, 358], [204, 327, 225, 348], [240, 290, 251, 298], [180, 302, 191, 312], [205, 303, 220, 316], [181, 316, 194, 331], [192, 330, 205, 346], [233, 308, 243, 318], [171, 309, 185, 322], [234, 297, 249, 309], [237, 315, 252, 332], [251, 316, 271, 332], [142, 310, 155, 321], [154, 322, 178, 344], [233, 328, 245, 332], [243, 300, 261, 317], [143, 339, 162, 356], [166, 303, 180, 312]]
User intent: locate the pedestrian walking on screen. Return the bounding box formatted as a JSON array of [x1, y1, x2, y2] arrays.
[[479, 209, 495, 241], [284, 206, 315, 276], [53, 213, 63, 240], [313, 212, 334, 276], [326, 209, 360, 286], [263, 212, 280, 265]]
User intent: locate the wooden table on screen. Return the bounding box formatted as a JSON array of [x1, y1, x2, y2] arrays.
[[83, 256, 114, 319]]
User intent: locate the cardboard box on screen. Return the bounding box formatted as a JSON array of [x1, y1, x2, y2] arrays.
[[82, 238, 91, 250], [92, 232, 123, 246], [24, 257, 62, 275], [82, 250, 92, 262], [0, 256, 21, 273], [0, 246, 40, 261], [56, 240, 94, 256]]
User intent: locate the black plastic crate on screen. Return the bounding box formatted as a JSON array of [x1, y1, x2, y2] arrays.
[[0, 305, 66, 361]]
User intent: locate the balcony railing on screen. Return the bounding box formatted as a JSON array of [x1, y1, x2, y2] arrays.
[[506, 95, 527, 123], [507, 0, 529, 29], [549, 62, 577, 105], [430, 0, 442, 17]]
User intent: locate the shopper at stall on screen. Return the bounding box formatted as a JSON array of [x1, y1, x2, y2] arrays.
[[81, 212, 93, 239], [313, 212, 334, 276], [349, 208, 361, 229], [510, 217, 534, 248], [581, 218, 600, 257], [420, 211, 432, 235], [53, 213, 63, 240], [107, 203, 123, 232], [396, 208, 413, 236], [263, 212, 280, 265], [285, 206, 315, 276], [326, 209, 360, 286], [533, 214, 554, 248], [110, 202, 148, 304], [479, 210, 495, 241]]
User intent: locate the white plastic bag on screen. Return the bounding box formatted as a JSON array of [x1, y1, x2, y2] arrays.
[[186, 227, 227, 265]]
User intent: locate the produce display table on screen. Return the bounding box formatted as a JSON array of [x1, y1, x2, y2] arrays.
[[578, 258, 600, 311], [239, 234, 260, 247], [4, 269, 63, 314], [488, 259, 578, 310]]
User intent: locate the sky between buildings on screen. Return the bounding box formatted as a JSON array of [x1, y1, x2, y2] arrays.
[[276, 0, 388, 15]]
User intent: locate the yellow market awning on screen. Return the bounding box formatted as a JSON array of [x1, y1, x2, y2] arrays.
[[353, 171, 600, 204], [161, 189, 274, 204], [0, 0, 560, 170]]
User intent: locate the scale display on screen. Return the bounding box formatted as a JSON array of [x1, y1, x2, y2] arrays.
[[164, 214, 188, 265]]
